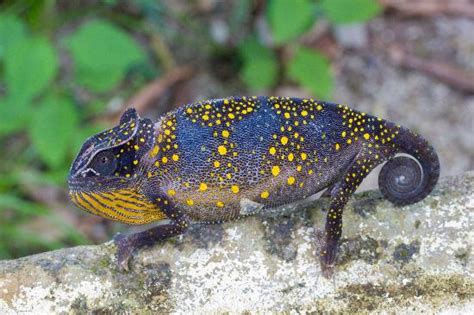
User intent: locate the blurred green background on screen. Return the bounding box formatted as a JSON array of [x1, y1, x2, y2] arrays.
[[0, 0, 472, 260]]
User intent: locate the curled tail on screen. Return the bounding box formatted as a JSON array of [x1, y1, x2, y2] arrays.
[[378, 125, 440, 206]]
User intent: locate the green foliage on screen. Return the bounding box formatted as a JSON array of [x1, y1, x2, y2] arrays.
[[65, 20, 146, 92], [29, 96, 79, 169], [267, 0, 314, 44], [288, 48, 333, 98], [0, 11, 152, 259], [5, 37, 58, 100], [0, 97, 29, 136], [0, 194, 49, 216], [320, 0, 382, 24], [244, 0, 381, 97], [0, 14, 26, 60], [239, 38, 278, 89]]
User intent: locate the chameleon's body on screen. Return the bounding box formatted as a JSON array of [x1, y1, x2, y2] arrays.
[[68, 96, 440, 275]]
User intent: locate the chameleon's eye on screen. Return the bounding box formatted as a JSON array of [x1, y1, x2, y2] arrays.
[[90, 150, 117, 176]]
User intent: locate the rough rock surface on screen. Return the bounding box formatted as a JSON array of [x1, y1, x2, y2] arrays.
[[1, 172, 473, 314]]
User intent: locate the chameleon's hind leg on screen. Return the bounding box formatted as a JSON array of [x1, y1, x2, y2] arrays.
[[114, 198, 188, 271], [320, 152, 381, 277]]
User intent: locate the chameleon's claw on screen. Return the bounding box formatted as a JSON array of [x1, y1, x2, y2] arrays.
[[114, 233, 134, 272], [320, 239, 338, 279]]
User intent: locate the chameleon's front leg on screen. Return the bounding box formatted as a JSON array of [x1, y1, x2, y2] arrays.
[[320, 153, 380, 277], [114, 199, 189, 271]]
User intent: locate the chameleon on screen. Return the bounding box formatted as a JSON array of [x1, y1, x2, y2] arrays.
[[68, 96, 440, 276]]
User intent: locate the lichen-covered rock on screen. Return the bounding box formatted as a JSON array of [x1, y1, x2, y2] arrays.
[[1, 172, 473, 314]]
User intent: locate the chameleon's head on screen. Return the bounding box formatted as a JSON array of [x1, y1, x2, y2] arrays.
[[68, 108, 164, 224]]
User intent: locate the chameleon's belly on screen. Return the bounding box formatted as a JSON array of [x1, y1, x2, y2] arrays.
[[161, 146, 357, 222]]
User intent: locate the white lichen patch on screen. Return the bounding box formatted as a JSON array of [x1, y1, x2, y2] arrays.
[[3, 274, 113, 314]]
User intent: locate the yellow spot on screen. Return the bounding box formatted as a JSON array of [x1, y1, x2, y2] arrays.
[[231, 185, 240, 194], [287, 176, 295, 185], [364, 133, 370, 140], [186, 108, 193, 114], [172, 154, 179, 161], [216, 201, 224, 208], [164, 129, 171, 135], [347, 139, 352, 144], [341, 131, 346, 138], [301, 110, 308, 117], [166, 121, 173, 127], [154, 161, 160, 167], [288, 153, 294, 161], [335, 143, 340, 151], [222, 130, 230, 138], [284, 112, 290, 119], [167, 189, 176, 196], [214, 160, 220, 168], [202, 114, 209, 121], [162, 156, 168, 163], [271, 166, 281, 177], [317, 104, 323, 111], [224, 99, 229, 105], [151, 145, 160, 157], [228, 113, 235, 119], [134, 145, 139, 151], [301, 152, 307, 160], [218, 145, 227, 155], [133, 160, 138, 165], [125, 173, 130, 178], [260, 191, 269, 199], [199, 183, 208, 191], [297, 165, 302, 172], [186, 199, 194, 206], [269, 147, 276, 155], [281, 136, 289, 145]]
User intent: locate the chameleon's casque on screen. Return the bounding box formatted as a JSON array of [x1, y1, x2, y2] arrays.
[[68, 96, 440, 275]]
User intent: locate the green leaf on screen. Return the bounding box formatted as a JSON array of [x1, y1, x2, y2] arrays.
[[0, 14, 26, 60], [0, 97, 31, 136], [267, 0, 314, 44], [4, 37, 58, 100], [287, 47, 333, 98], [320, 0, 381, 24], [29, 96, 79, 168], [65, 19, 146, 92], [0, 194, 49, 216], [239, 38, 278, 89]]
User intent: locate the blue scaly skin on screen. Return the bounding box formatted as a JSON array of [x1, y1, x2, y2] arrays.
[[68, 96, 440, 276]]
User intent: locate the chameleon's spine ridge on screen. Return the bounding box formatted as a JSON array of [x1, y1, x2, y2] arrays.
[[379, 125, 440, 206]]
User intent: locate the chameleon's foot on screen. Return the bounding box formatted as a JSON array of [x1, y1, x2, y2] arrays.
[[113, 222, 188, 272], [319, 239, 338, 279], [113, 233, 135, 272]]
